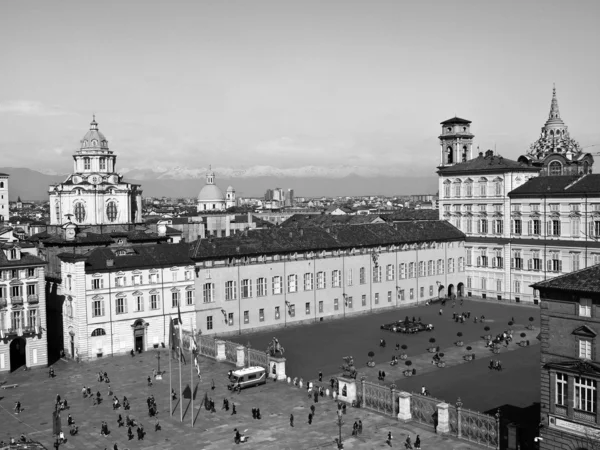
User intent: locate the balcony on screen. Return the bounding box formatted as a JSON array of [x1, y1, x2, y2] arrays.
[[11, 296, 23, 306], [1, 326, 37, 338], [27, 294, 39, 304]]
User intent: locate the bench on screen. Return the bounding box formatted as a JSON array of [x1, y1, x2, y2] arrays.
[[1, 384, 18, 389]]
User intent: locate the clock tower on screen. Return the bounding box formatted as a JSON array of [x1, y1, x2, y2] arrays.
[[49, 117, 143, 225]]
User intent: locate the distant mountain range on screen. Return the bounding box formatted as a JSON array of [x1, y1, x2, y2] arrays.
[[1, 167, 438, 201]]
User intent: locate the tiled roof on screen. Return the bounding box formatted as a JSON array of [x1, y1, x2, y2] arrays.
[[29, 232, 113, 245], [381, 209, 439, 221], [437, 153, 539, 176], [509, 174, 600, 197], [440, 117, 471, 125], [0, 250, 46, 268], [532, 264, 600, 295], [191, 221, 464, 260], [281, 214, 383, 228], [59, 243, 194, 273]]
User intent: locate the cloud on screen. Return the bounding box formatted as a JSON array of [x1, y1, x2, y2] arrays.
[[0, 100, 74, 117]]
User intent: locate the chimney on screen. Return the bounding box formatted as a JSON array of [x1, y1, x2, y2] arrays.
[[106, 259, 114, 267], [485, 149, 494, 158]]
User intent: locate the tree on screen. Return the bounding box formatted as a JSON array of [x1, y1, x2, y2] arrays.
[[405, 360, 412, 367], [368, 351, 375, 362], [520, 333, 527, 339], [429, 338, 436, 344]]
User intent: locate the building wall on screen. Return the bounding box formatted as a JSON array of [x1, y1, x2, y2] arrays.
[[0, 264, 48, 372], [61, 261, 196, 360], [539, 291, 600, 448], [194, 241, 465, 336], [0, 175, 9, 222]]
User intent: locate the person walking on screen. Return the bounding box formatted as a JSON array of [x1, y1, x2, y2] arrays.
[[308, 412, 313, 425], [14, 401, 21, 414], [310, 404, 315, 416], [386, 431, 393, 446], [147, 376, 153, 387], [405, 435, 412, 449], [352, 421, 358, 436], [318, 371, 323, 382], [231, 403, 236, 415], [414, 435, 421, 449], [358, 420, 363, 434], [290, 414, 294, 427]]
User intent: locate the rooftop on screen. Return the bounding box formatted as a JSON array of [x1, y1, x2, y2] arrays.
[[532, 263, 600, 295], [438, 152, 539, 176], [191, 221, 464, 260], [510, 173, 600, 197], [440, 116, 471, 125]]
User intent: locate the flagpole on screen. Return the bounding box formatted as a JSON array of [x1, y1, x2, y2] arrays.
[[190, 317, 194, 428], [169, 324, 172, 417], [179, 309, 183, 423]]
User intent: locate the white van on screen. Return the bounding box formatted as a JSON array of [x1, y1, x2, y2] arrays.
[[227, 366, 267, 391]]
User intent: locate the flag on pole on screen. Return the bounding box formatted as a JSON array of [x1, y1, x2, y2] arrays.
[[177, 301, 186, 365]]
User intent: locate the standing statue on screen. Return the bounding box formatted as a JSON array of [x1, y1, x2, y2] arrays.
[[266, 337, 285, 356], [340, 356, 357, 379]]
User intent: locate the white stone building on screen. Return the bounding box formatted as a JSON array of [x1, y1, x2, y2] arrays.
[[58, 244, 196, 360], [190, 222, 465, 335], [49, 117, 143, 226], [0, 240, 47, 372], [438, 88, 599, 304], [0, 173, 8, 223]]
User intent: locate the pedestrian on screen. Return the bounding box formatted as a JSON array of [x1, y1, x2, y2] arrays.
[[155, 420, 161, 432], [14, 401, 21, 414], [117, 414, 124, 427], [113, 443, 119, 450], [256, 407, 261, 419], [310, 404, 315, 415], [82, 386, 87, 398], [290, 414, 294, 427], [318, 371, 322, 382], [49, 367, 55, 378], [171, 389, 177, 401], [308, 412, 313, 425], [352, 421, 358, 436], [67, 414, 74, 426], [405, 435, 412, 449], [415, 434, 421, 449], [147, 376, 152, 387], [252, 407, 256, 419], [127, 426, 134, 440], [342, 404, 347, 414], [382, 370, 386, 380], [139, 424, 145, 440], [387, 431, 393, 446], [231, 403, 236, 415], [439, 308, 443, 315], [358, 420, 362, 434], [130, 349, 135, 357]]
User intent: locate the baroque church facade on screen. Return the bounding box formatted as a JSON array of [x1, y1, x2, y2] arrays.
[[48, 117, 143, 226], [438, 87, 599, 304]]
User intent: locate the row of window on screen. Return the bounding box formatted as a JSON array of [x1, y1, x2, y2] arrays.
[[555, 373, 596, 414], [443, 178, 503, 198], [90, 291, 194, 318], [88, 271, 193, 290], [465, 277, 533, 294], [0, 268, 37, 280], [0, 309, 38, 330], [446, 203, 600, 213], [81, 156, 109, 170], [204, 262, 462, 303], [0, 285, 37, 298]]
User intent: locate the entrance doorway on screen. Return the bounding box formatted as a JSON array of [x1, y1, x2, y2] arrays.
[[447, 284, 455, 298], [437, 285, 445, 298], [10, 338, 26, 372], [457, 283, 464, 297], [134, 327, 144, 353]]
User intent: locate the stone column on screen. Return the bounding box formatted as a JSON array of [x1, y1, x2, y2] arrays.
[[269, 356, 286, 381], [215, 340, 226, 362], [390, 384, 397, 418], [337, 376, 357, 405], [235, 345, 245, 368], [456, 398, 463, 438], [397, 391, 412, 422], [436, 402, 450, 434]]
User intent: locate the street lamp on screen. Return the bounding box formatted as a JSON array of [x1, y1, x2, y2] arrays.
[[342, 294, 348, 319], [336, 410, 344, 449], [155, 351, 162, 380]]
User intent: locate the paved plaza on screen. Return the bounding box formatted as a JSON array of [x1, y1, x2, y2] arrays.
[[0, 350, 484, 450], [230, 298, 541, 413]]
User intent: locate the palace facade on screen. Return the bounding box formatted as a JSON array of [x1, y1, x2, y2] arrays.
[[438, 88, 598, 304], [58, 244, 196, 360], [190, 222, 465, 336]]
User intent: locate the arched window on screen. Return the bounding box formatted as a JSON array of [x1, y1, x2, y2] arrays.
[[479, 178, 487, 197], [453, 181, 461, 197], [74, 202, 86, 223], [446, 146, 453, 164], [494, 179, 503, 196], [0, 182, 4, 188], [83, 157, 91, 171], [462, 146, 468, 162], [549, 161, 562, 176], [106, 201, 118, 222], [91, 328, 106, 336], [92, 139, 98, 146]]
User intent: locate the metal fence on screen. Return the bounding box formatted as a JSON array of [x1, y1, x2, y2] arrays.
[[460, 407, 499, 449], [410, 393, 440, 428], [224, 340, 239, 364], [198, 335, 217, 358], [247, 348, 269, 369], [360, 380, 395, 416]]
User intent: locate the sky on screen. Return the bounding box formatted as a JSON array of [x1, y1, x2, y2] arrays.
[[1, 0, 600, 178]]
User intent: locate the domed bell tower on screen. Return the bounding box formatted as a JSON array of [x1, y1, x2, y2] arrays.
[[439, 117, 474, 167]]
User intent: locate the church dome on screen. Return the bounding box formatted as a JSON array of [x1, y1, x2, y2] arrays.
[[80, 116, 109, 150], [197, 184, 225, 201]]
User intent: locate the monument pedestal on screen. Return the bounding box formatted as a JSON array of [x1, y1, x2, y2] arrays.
[[269, 355, 286, 380], [337, 376, 357, 405]]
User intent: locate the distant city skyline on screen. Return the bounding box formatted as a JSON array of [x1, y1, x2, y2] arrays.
[[1, 1, 600, 179]]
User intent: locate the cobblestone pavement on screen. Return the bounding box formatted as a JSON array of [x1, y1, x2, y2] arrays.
[[0, 351, 487, 449]]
